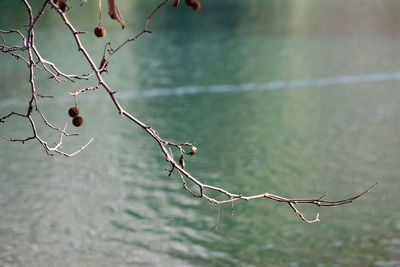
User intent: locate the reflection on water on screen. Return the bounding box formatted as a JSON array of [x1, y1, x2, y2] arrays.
[[1, 0, 400, 266]]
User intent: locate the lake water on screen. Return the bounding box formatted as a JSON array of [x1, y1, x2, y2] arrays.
[[1, 1, 400, 266]]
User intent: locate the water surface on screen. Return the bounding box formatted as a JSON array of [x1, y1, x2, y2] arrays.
[[1, 1, 400, 266]]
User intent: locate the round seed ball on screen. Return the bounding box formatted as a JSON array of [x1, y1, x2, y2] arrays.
[[191, 1, 201, 10], [94, 26, 107, 38], [68, 107, 79, 118], [172, 0, 180, 7], [184, 0, 194, 6], [72, 116, 84, 127]]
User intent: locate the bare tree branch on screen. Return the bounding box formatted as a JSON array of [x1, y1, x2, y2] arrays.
[[0, 0, 92, 157], [106, 0, 169, 58], [0, 0, 377, 225]]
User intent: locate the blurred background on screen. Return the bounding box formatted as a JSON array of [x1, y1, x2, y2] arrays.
[[0, 0, 399, 266]]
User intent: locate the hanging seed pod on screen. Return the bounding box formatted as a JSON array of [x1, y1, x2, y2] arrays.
[[72, 116, 84, 127], [190, 0, 201, 11], [94, 26, 107, 37], [172, 0, 180, 7], [184, 0, 201, 11], [68, 107, 80, 118]]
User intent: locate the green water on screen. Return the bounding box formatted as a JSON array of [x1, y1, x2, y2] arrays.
[[1, 1, 400, 266]]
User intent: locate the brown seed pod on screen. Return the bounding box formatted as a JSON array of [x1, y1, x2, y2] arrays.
[[94, 26, 107, 38], [184, 0, 194, 7], [72, 116, 84, 127], [190, 1, 201, 11], [68, 107, 80, 118], [184, 0, 201, 11], [172, 0, 180, 7]]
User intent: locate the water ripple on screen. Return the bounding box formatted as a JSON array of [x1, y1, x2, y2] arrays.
[[2, 70, 400, 108]]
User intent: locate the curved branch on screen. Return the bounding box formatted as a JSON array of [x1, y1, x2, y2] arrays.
[[49, 0, 377, 223], [0, 0, 377, 225]]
